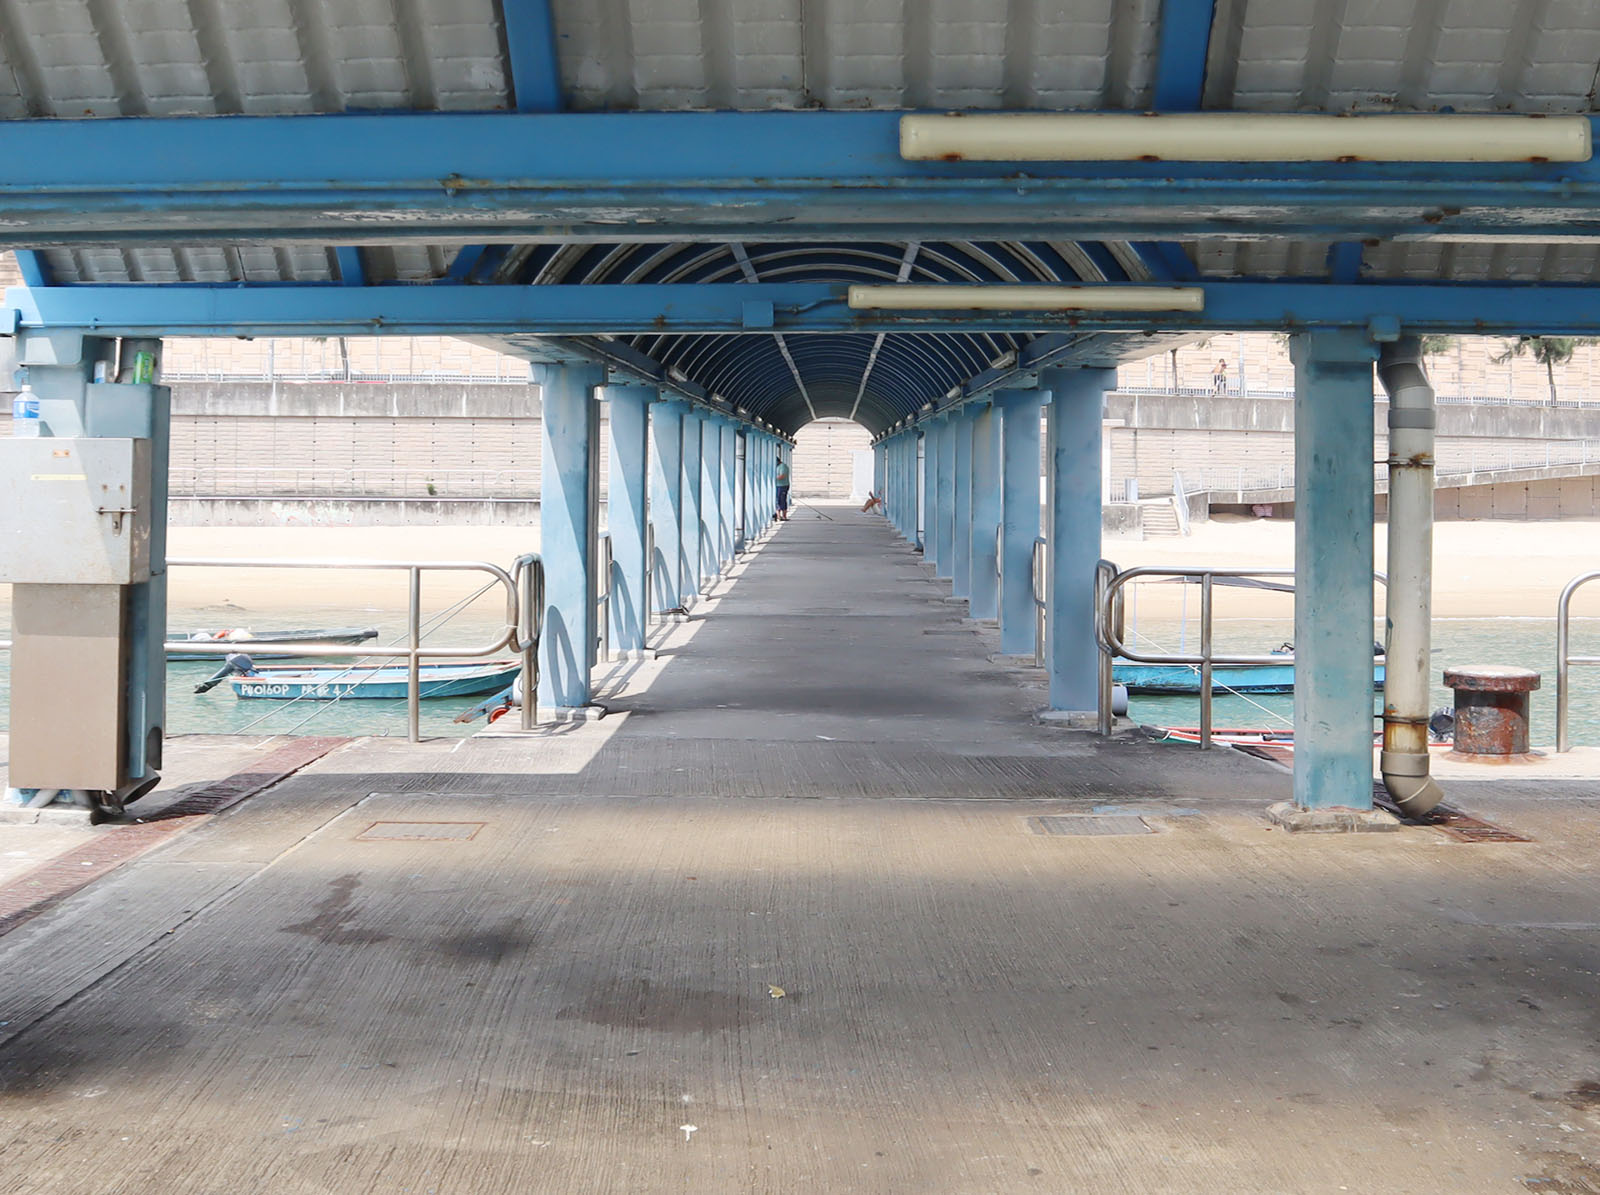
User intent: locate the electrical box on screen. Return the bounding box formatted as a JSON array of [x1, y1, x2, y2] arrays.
[[0, 437, 151, 584]]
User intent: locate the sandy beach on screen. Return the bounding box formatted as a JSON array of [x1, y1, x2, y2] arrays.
[[1112, 514, 1600, 621], [0, 512, 1595, 627]]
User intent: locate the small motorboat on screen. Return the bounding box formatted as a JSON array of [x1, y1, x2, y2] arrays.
[[1113, 660, 1386, 695], [229, 660, 523, 701], [167, 626, 380, 661], [1114, 640, 1386, 695]]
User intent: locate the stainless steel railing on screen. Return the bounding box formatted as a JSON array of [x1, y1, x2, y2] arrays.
[[596, 534, 613, 664], [1031, 537, 1048, 670], [1094, 559, 1123, 737], [1556, 570, 1600, 753], [1096, 565, 1386, 750], [161, 555, 543, 742]]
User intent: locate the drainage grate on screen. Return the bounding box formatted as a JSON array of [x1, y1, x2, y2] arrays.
[[1371, 786, 1532, 843], [1029, 815, 1152, 837], [357, 821, 485, 841]]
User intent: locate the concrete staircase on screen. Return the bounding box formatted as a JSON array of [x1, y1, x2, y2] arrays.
[[1139, 500, 1183, 538]]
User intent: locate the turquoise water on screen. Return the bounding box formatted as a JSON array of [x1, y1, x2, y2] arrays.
[[3, 609, 1600, 747], [1125, 615, 1600, 749], [0, 604, 515, 742]]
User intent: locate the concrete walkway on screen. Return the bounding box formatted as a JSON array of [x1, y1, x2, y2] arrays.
[[1, 506, 1599, 1193]]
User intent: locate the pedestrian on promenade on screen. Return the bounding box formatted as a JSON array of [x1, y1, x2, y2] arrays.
[[776, 458, 791, 520]]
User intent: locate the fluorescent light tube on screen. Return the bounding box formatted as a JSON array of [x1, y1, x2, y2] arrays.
[[899, 113, 1592, 163], [847, 285, 1204, 312]]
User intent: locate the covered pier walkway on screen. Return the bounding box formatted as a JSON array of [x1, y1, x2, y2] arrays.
[[1, 511, 1599, 1191]]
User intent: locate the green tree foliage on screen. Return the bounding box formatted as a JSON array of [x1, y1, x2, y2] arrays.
[[1490, 336, 1595, 405]]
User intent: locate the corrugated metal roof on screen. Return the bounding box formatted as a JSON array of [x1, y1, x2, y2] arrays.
[[7, 1, 1600, 428], [5, 0, 1592, 121]]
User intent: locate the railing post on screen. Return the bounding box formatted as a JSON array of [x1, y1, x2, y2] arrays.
[[407, 565, 422, 742]]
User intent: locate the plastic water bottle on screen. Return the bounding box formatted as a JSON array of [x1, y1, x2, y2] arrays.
[[11, 383, 39, 437]]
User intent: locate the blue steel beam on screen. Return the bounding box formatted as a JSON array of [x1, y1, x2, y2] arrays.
[[501, 0, 563, 113], [21, 280, 1600, 338], [3, 113, 1600, 244], [12, 250, 50, 287], [1152, 0, 1217, 111]]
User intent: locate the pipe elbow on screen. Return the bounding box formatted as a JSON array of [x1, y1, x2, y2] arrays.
[[1381, 765, 1444, 817]]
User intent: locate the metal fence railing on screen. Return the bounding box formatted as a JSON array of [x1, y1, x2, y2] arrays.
[[1557, 570, 1600, 753], [1095, 565, 1387, 749], [160, 554, 543, 741]]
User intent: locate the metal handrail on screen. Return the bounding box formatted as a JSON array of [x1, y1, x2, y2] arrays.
[[160, 555, 541, 741], [595, 533, 613, 664], [1094, 559, 1123, 737], [1097, 565, 1386, 750], [644, 522, 656, 626], [1557, 570, 1600, 752], [1031, 537, 1048, 670]]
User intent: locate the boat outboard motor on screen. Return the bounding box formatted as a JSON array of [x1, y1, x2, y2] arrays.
[[194, 652, 256, 694]]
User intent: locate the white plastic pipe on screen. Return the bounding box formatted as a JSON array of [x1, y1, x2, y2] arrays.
[[1378, 339, 1444, 817], [899, 113, 1592, 163], [846, 284, 1204, 312]]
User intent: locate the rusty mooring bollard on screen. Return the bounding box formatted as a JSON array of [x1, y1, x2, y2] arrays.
[[1443, 666, 1541, 758]]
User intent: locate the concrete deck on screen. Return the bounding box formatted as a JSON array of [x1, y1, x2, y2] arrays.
[[2, 505, 1600, 1192]]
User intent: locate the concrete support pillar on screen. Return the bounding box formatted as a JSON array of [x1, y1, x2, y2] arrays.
[[968, 402, 1000, 620], [681, 409, 704, 601], [606, 383, 653, 654], [934, 417, 955, 579], [701, 416, 722, 582], [888, 436, 902, 534], [649, 398, 686, 613], [720, 420, 737, 566], [952, 407, 974, 599], [1043, 366, 1116, 712], [734, 428, 748, 553], [536, 362, 606, 709], [921, 427, 935, 554], [1291, 331, 1379, 812], [996, 387, 1045, 655], [874, 442, 887, 515]]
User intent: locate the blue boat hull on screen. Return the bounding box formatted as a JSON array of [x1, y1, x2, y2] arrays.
[[1113, 661, 1385, 695], [231, 661, 521, 700]]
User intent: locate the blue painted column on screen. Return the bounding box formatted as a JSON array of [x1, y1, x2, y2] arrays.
[[606, 383, 653, 653], [1291, 331, 1379, 811], [952, 407, 974, 599], [922, 420, 943, 569], [649, 398, 686, 613], [968, 402, 1001, 619], [1043, 366, 1116, 712], [681, 409, 704, 601], [735, 428, 748, 552], [874, 442, 887, 514], [702, 417, 722, 580], [887, 436, 901, 533], [760, 434, 773, 527], [920, 427, 934, 552], [934, 417, 955, 578], [996, 387, 1045, 655], [720, 420, 737, 565], [535, 362, 606, 709]]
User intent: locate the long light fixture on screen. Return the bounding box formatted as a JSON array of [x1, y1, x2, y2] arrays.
[[899, 113, 1592, 163], [847, 284, 1204, 312]]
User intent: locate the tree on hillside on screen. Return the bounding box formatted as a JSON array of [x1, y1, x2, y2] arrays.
[[1489, 336, 1595, 405]]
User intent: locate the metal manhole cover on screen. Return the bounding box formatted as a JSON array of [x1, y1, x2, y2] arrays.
[[357, 821, 485, 841], [1029, 815, 1152, 837]]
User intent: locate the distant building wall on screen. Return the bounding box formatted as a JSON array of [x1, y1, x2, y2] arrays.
[[793, 418, 871, 498]]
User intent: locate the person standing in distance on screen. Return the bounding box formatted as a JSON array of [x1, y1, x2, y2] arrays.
[[775, 457, 791, 521]]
